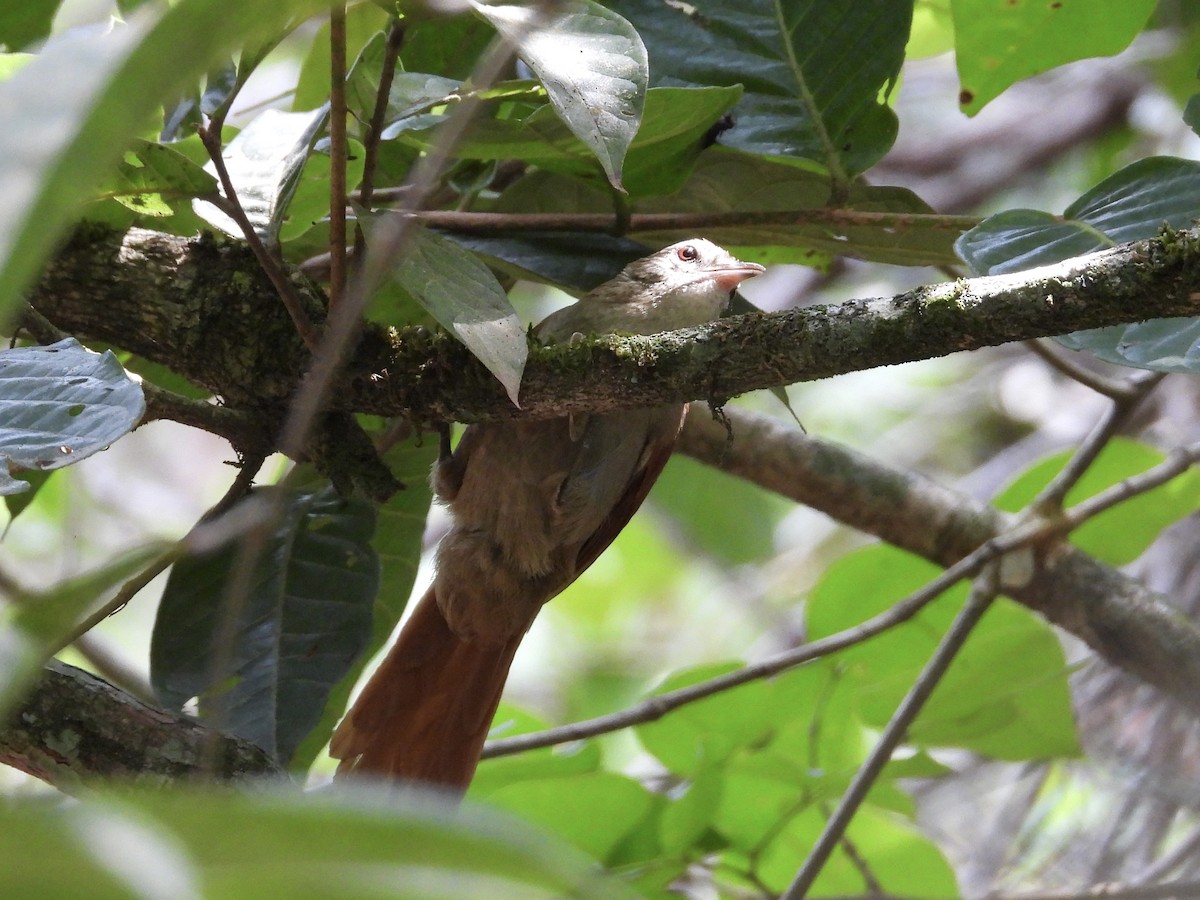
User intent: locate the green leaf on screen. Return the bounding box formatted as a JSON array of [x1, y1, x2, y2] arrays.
[[0, 546, 165, 722], [610, 0, 910, 176], [636, 662, 776, 776], [959, 157, 1200, 276], [0, 338, 145, 496], [952, 0, 1157, 114], [652, 452, 787, 565], [1056, 318, 1200, 374], [485, 772, 655, 862], [659, 764, 724, 856], [1185, 93, 1200, 138], [346, 31, 461, 132], [293, 2, 390, 110], [0, 0, 337, 322], [151, 485, 380, 766], [290, 434, 437, 773], [806, 545, 1080, 760], [956, 157, 1200, 372], [638, 150, 960, 266], [372, 223, 528, 405], [995, 437, 1200, 566], [445, 232, 651, 293], [89, 138, 218, 233], [472, 0, 647, 191], [277, 138, 366, 243], [0, 787, 629, 900], [196, 106, 330, 246], [472, 704, 603, 798], [0, 1, 60, 51], [751, 805, 958, 896], [405, 85, 740, 198]]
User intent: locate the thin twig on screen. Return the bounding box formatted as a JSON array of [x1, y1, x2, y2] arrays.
[[783, 567, 1001, 899], [17, 305, 68, 343], [357, 19, 406, 213], [1031, 369, 1165, 514], [360, 206, 982, 237], [1025, 338, 1141, 399], [1059, 439, 1200, 529], [327, 4, 348, 313], [52, 545, 183, 656]]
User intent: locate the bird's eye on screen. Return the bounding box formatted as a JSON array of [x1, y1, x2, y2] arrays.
[[676, 245, 699, 262]]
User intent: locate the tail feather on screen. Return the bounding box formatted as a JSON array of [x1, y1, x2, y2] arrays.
[[330, 587, 520, 791]]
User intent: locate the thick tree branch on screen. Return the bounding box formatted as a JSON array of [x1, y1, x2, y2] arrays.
[[0, 661, 282, 789], [25, 224, 1200, 428]]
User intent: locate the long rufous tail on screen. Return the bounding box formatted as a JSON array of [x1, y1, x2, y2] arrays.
[[329, 586, 521, 791]]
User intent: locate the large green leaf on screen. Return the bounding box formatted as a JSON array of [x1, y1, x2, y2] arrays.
[[994, 437, 1200, 566], [958, 157, 1200, 275], [952, 0, 1157, 114], [277, 138, 366, 243], [635, 662, 777, 777], [472, 0, 647, 191], [0, 0, 336, 324], [485, 772, 655, 863], [293, 1, 390, 111], [0, 1, 60, 51], [610, 0, 910, 176], [806, 545, 1080, 760], [0, 339, 145, 496], [290, 435, 437, 773], [957, 156, 1200, 372], [151, 485, 379, 766], [0, 788, 629, 899], [371, 222, 528, 405]]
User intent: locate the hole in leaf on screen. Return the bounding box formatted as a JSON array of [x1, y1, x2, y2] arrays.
[[66, 404, 85, 417]]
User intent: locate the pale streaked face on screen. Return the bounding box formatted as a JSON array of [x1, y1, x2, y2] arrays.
[[620, 239, 765, 328], [540, 238, 766, 340], [630, 238, 765, 296]]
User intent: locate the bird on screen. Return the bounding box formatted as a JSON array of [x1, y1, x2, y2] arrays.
[[329, 239, 765, 792]]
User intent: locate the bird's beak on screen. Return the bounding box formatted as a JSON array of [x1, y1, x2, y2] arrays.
[[711, 260, 766, 292]]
